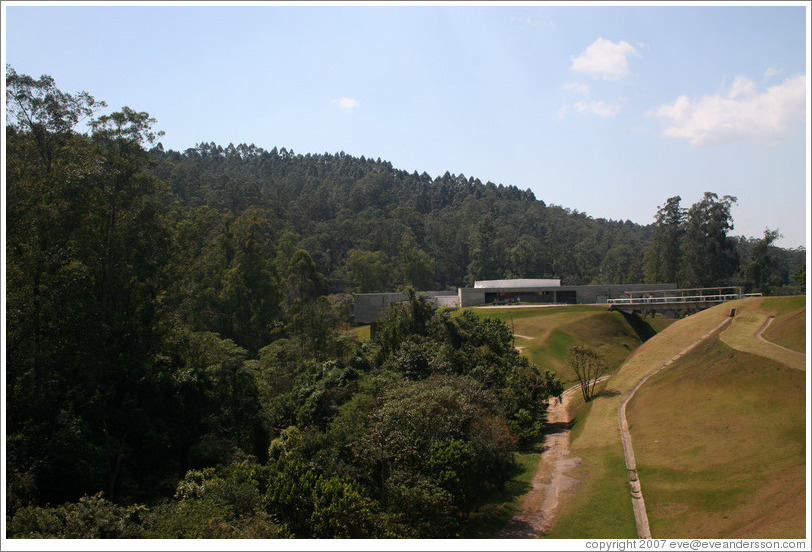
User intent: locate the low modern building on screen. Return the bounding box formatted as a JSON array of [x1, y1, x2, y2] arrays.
[[353, 279, 676, 325]]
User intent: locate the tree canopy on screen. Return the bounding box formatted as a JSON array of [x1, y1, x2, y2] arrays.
[[5, 66, 804, 539]]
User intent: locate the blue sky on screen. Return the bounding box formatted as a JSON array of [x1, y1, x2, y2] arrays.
[[3, 2, 809, 248]]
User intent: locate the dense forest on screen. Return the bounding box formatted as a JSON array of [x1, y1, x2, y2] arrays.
[[4, 68, 806, 538]]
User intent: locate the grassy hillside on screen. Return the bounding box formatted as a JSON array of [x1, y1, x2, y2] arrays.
[[467, 305, 654, 385], [544, 303, 736, 538], [626, 337, 806, 538], [761, 296, 807, 353], [625, 296, 807, 538], [719, 297, 806, 371]]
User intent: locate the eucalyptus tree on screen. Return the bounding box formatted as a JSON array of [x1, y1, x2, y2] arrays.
[[678, 192, 739, 288], [644, 195, 685, 284]]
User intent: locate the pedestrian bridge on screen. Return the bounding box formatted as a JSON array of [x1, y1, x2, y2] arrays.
[[608, 287, 757, 317]]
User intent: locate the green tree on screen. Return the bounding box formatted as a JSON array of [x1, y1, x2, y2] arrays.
[[678, 192, 739, 288], [283, 248, 328, 310], [219, 207, 283, 353], [465, 215, 500, 285], [398, 230, 435, 290], [791, 265, 806, 292], [644, 195, 685, 284], [345, 249, 394, 292], [744, 229, 782, 293], [505, 235, 542, 279]]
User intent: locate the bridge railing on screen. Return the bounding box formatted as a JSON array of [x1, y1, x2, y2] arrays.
[[607, 293, 741, 306]]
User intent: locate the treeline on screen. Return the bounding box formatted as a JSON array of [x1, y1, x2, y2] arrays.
[[644, 195, 805, 292], [4, 67, 804, 538], [147, 141, 803, 295], [5, 68, 561, 538], [149, 140, 658, 290]]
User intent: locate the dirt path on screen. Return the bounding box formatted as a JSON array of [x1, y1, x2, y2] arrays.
[[499, 388, 580, 538], [499, 378, 609, 538], [755, 316, 807, 365], [720, 310, 806, 371]]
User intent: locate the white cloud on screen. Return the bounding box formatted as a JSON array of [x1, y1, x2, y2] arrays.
[[565, 82, 590, 94], [764, 67, 782, 78], [574, 100, 621, 117], [571, 38, 638, 79], [332, 97, 359, 110], [651, 74, 806, 147]]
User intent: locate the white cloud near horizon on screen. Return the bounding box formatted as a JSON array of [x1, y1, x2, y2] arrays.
[[652, 73, 806, 147], [332, 97, 359, 110], [571, 38, 638, 79]]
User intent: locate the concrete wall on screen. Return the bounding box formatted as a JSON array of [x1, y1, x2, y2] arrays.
[[354, 283, 677, 323], [353, 293, 408, 324], [353, 291, 458, 324], [458, 288, 487, 308], [474, 279, 561, 289]]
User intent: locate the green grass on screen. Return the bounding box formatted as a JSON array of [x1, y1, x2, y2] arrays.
[[543, 446, 637, 538], [467, 305, 647, 386], [719, 297, 806, 371], [490, 298, 805, 539], [544, 303, 737, 538], [349, 325, 371, 340], [627, 337, 806, 538]]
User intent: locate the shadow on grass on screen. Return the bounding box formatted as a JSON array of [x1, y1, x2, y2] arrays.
[[545, 419, 574, 435], [461, 462, 535, 538], [621, 311, 657, 342], [499, 518, 543, 539], [595, 388, 621, 398]]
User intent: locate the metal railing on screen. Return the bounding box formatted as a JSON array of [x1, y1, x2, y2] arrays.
[[607, 293, 741, 306]]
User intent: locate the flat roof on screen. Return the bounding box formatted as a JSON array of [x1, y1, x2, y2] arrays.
[[474, 279, 561, 289]]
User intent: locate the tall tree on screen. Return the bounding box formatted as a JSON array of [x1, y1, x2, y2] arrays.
[[219, 207, 283, 353], [678, 193, 739, 288], [644, 195, 685, 284], [398, 230, 435, 290], [6, 68, 177, 505], [744, 229, 782, 292], [465, 215, 500, 285]]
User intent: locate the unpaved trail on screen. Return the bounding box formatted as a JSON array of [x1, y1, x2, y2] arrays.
[[755, 316, 806, 365], [720, 310, 806, 371], [499, 379, 607, 538]]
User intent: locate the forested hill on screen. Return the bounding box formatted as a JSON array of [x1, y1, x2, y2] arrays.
[[149, 142, 654, 290], [6, 69, 804, 538]]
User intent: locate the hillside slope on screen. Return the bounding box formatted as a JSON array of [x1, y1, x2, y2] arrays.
[[626, 296, 806, 538], [544, 302, 741, 538], [468, 305, 658, 386]]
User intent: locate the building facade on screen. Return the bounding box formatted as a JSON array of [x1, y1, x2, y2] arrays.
[[353, 280, 676, 325]]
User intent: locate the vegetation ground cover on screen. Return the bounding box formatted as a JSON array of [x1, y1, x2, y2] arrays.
[[460, 451, 540, 538], [544, 302, 735, 538], [5, 65, 806, 540], [760, 296, 807, 353], [467, 305, 648, 386], [719, 297, 806, 371], [626, 336, 805, 538], [451, 304, 653, 535]]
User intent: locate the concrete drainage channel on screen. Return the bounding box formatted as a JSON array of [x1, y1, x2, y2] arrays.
[[618, 313, 734, 539]]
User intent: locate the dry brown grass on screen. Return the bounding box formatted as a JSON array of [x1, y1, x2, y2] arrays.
[[719, 297, 806, 371], [627, 332, 806, 538]]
